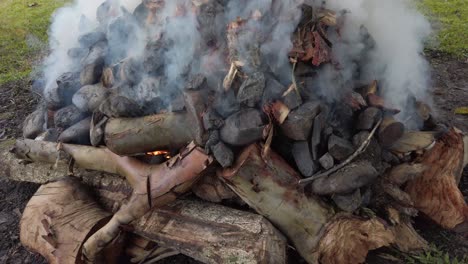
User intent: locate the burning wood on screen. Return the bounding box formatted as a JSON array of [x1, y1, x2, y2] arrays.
[[11, 0, 468, 263]]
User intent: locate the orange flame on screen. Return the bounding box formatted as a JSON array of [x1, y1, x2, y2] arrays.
[[147, 150, 171, 159]]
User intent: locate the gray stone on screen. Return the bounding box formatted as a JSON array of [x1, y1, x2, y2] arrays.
[[54, 105, 87, 129], [280, 101, 321, 141], [332, 189, 362, 212], [212, 141, 234, 168], [73, 83, 109, 113], [328, 135, 354, 161], [220, 108, 266, 146], [318, 153, 334, 170], [292, 141, 317, 177]]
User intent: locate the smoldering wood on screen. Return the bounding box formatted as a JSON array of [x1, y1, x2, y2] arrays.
[[292, 141, 317, 177], [385, 163, 427, 186], [104, 113, 196, 155], [220, 108, 266, 146], [328, 134, 354, 161], [183, 90, 208, 145], [58, 117, 91, 144], [54, 105, 88, 129], [378, 116, 405, 147], [101, 67, 114, 88], [23, 104, 46, 139], [192, 173, 238, 203], [133, 199, 288, 264], [280, 101, 321, 141], [90, 112, 108, 147], [311, 160, 378, 195], [73, 83, 109, 113]]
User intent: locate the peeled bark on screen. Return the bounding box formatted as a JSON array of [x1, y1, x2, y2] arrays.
[[20, 178, 113, 264], [104, 113, 199, 155], [405, 128, 467, 230]]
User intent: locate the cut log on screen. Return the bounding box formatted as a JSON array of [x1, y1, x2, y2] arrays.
[[104, 113, 197, 155], [12, 139, 213, 262], [192, 173, 237, 203], [389, 131, 436, 154], [219, 144, 332, 263], [20, 178, 113, 264], [133, 199, 287, 264], [378, 117, 405, 147], [405, 128, 468, 230]]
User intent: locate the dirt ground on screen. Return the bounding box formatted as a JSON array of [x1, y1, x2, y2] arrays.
[[0, 53, 467, 263]]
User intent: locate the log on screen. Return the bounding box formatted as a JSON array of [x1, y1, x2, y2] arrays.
[[405, 128, 468, 230], [218, 144, 401, 264], [133, 199, 287, 264], [20, 178, 114, 264], [12, 139, 213, 262], [104, 113, 198, 155]]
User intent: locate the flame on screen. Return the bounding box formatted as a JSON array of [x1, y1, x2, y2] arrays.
[[147, 150, 171, 159]]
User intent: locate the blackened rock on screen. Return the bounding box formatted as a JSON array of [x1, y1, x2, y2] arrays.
[[332, 189, 362, 212], [310, 112, 325, 160], [78, 31, 106, 48], [119, 58, 143, 85], [282, 89, 302, 110], [318, 153, 334, 170], [328, 135, 354, 161], [107, 14, 140, 64], [203, 108, 224, 131], [356, 107, 382, 130], [237, 72, 265, 107], [23, 105, 46, 139], [45, 72, 81, 110], [80, 57, 105, 85], [186, 74, 207, 90], [311, 160, 378, 195], [73, 83, 109, 113], [205, 130, 220, 154], [212, 141, 234, 168], [220, 108, 266, 146], [99, 95, 143, 118], [214, 90, 240, 118], [68, 47, 89, 59], [262, 76, 286, 105], [54, 105, 87, 129], [292, 141, 317, 177], [352, 131, 370, 147], [58, 117, 91, 145], [81, 41, 107, 67], [281, 101, 321, 141]]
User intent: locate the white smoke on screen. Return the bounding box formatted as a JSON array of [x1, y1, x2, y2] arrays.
[[322, 0, 432, 123]]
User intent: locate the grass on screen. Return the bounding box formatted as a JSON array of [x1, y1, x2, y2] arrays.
[[404, 245, 468, 264], [0, 0, 68, 84], [419, 0, 468, 58]]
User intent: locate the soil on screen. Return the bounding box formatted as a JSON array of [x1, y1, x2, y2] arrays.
[[0, 53, 467, 263]]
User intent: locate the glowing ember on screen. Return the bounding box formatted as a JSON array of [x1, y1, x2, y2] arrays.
[[147, 150, 171, 159]]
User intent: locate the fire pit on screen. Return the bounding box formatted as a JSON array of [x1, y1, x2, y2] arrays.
[[4, 0, 467, 263]]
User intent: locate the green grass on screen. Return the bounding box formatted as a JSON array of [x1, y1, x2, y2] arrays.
[[404, 245, 468, 264], [0, 0, 68, 84], [419, 0, 468, 58]]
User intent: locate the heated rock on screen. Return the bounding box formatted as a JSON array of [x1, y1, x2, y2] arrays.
[[68, 48, 89, 59], [214, 90, 241, 118], [45, 72, 81, 109], [58, 117, 91, 145], [23, 105, 46, 139], [319, 153, 334, 170], [73, 83, 109, 113], [237, 72, 265, 107], [292, 141, 317, 177], [203, 109, 224, 131], [205, 130, 220, 154], [281, 101, 321, 141], [328, 135, 354, 161], [78, 31, 106, 48], [54, 105, 87, 129], [262, 76, 286, 105], [282, 89, 303, 110], [81, 41, 107, 67], [99, 95, 143, 118], [332, 189, 362, 212], [220, 108, 266, 146], [212, 141, 234, 168], [310, 112, 324, 160], [118, 58, 143, 85], [186, 74, 206, 90], [311, 160, 378, 195], [356, 107, 382, 130], [80, 57, 105, 86], [352, 131, 371, 147], [35, 128, 61, 142]]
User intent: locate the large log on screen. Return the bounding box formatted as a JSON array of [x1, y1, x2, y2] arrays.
[[219, 144, 398, 264], [405, 128, 468, 231], [12, 139, 213, 262]]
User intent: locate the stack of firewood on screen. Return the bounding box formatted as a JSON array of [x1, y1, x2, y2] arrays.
[[4, 0, 467, 263]]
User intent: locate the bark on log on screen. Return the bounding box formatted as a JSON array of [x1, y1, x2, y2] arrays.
[[133, 199, 287, 264], [104, 113, 201, 155], [20, 178, 114, 264], [405, 128, 468, 230]]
